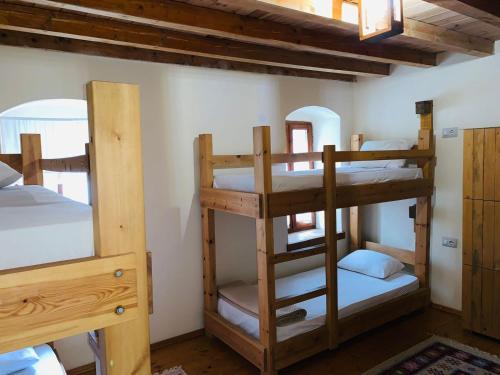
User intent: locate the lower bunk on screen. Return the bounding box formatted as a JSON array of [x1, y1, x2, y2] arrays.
[[0, 345, 66, 375], [205, 263, 430, 372]]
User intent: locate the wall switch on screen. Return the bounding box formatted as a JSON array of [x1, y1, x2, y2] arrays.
[[442, 237, 458, 248], [442, 127, 459, 138]]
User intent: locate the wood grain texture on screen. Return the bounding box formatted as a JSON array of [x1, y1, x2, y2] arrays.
[[422, 0, 500, 28], [472, 129, 485, 200], [87, 81, 151, 375], [324, 144, 338, 350], [349, 134, 364, 251], [200, 188, 261, 218], [212, 149, 433, 169], [0, 2, 386, 78], [463, 129, 473, 199], [253, 126, 277, 375], [41, 154, 89, 173], [0, 30, 355, 82], [15, 0, 437, 67], [483, 128, 495, 200], [463, 199, 473, 266], [199, 134, 218, 314], [204, 312, 265, 370], [20, 134, 43, 185], [0, 154, 22, 173], [363, 241, 416, 265], [0, 254, 138, 353]]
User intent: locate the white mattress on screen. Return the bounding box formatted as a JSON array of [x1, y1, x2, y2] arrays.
[[15, 345, 67, 375], [0, 185, 93, 270], [218, 267, 419, 342], [214, 167, 423, 193]]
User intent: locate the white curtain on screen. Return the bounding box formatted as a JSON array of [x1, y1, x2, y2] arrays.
[[0, 117, 89, 203]]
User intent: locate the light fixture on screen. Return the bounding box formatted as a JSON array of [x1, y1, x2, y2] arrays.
[[358, 0, 404, 42]]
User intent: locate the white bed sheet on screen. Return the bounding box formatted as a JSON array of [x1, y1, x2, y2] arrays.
[[217, 267, 419, 342], [213, 167, 423, 193], [0, 185, 93, 270], [13, 345, 67, 375]]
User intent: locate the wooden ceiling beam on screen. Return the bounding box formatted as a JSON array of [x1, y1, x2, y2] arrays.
[[13, 0, 437, 67], [0, 30, 356, 81], [0, 3, 388, 77], [195, 0, 494, 57], [402, 18, 494, 57], [421, 0, 500, 28]]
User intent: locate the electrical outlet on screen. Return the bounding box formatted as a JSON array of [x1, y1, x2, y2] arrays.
[[442, 127, 458, 138], [442, 237, 458, 248]]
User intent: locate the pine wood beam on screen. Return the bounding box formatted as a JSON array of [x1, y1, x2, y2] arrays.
[[402, 18, 494, 57], [422, 0, 500, 28], [178, 0, 493, 57], [0, 30, 356, 82], [13, 0, 437, 67], [0, 2, 386, 77]]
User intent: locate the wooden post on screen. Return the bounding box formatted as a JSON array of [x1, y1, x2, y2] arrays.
[[199, 134, 217, 314], [253, 126, 277, 375], [85, 143, 92, 206], [20, 134, 43, 185], [324, 145, 339, 349], [332, 0, 343, 20], [415, 100, 434, 288], [87, 81, 151, 375], [349, 134, 364, 251]]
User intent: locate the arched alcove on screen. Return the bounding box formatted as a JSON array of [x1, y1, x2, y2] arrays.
[[0, 99, 89, 203], [286, 106, 341, 159], [285, 105, 343, 235]]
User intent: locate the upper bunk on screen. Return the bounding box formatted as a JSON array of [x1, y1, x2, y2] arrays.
[[199, 102, 435, 219]]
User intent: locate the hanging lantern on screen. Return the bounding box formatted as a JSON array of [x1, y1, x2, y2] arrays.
[[358, 0, 404, 42]]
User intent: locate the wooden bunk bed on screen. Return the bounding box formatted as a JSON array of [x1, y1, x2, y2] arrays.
[[0, 82, 151, 375], [199, 101, 435, 374]]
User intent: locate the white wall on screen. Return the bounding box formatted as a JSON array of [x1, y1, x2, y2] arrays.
[[0, 45, 354, 369], [353, 42, 500, 311]]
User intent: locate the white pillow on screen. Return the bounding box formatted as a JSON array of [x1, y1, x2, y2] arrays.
[[351, 139, 412, 169], [338, 249, 404, 279], [0, 347, 40, 375], [0, 161, 22, 188]]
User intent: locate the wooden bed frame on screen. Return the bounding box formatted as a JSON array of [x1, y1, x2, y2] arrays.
[[199, 100, 435, 374], [0, 82, 151, 375]]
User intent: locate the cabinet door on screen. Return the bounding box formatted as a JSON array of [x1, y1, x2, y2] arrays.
[[463, 265, 500, 338]]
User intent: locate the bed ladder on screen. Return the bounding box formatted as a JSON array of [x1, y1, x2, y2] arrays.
[[253, 127, 339, 375]]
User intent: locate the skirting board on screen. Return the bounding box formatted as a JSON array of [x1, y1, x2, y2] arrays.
[[431, 303, 462, 317], [67, 329, 205, 375]]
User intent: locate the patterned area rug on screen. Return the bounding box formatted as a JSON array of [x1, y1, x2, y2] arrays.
[[154, 366, 187, 375], [364, 336, 500, 375]]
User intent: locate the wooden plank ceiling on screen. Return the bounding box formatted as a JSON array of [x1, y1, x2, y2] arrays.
[[0, 0, 498, 81]]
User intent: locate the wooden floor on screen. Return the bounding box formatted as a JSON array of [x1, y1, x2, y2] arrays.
[[150, 308, 500, 375]]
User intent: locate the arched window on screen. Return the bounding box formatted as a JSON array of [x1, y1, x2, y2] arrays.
[[285, 106, 342, 236], [0, 99, 89, 203]]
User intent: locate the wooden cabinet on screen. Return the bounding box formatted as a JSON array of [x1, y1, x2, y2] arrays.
[[463, 128, 500, 339]]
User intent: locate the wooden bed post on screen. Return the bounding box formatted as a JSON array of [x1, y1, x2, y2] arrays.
[[20, 134, 43, 186], [415, 100, 434, 289], [324, 145, 339, 349], [254, 126, 277, 375], [199, 134, 218, 315], [349, 134, 364, 251], [86, 81, 151, 375]]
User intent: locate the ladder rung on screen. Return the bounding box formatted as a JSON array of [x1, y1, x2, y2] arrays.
[[272, 244, 327, 264], [274, 286, 327, 309]]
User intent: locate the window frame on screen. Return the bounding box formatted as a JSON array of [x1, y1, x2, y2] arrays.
[[286, 121, 316, 233]]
